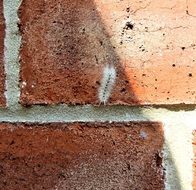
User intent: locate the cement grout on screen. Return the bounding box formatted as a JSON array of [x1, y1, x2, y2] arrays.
[[3, 0, 22, 108]]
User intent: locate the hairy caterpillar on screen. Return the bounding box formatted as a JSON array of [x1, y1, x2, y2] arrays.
[[99, 64, 116, 105]]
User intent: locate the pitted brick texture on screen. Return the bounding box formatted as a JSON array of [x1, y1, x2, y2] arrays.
[[19, 0, 196, 105], [0, 122, 164, 190], [0, 1, 5, 106]]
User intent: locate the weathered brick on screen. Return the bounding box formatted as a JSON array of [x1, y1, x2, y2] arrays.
[[0, 122, 164, 190], [19, 0, 196, 105], [0, 1, 5, 106]]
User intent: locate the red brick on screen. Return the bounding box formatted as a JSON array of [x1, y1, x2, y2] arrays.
[[0, 1, 5, 106], [0, 122, 164, 190], [19, 0, 196, 105]]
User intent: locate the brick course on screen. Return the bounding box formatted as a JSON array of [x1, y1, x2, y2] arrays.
[[19, 0, 196, 105], [0, 122, 164, 190]]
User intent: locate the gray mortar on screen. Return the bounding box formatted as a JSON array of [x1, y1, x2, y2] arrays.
[[3, 0, 196, 189], [4, 0, 21, 108]]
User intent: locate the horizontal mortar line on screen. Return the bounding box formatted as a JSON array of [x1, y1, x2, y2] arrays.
[[8, 103, 196, 110], [0, 106, 149, 122], [0, 105, 194, 123]]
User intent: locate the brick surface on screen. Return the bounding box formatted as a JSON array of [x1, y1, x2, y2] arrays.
[[19, 0, 196, 105], [0, 1, 5, 106], [0, 122, 164, 190], [193, 130, 196, 189]]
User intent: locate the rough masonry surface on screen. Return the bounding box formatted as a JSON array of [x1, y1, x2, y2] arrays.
[[0, 122, 164, 190], [18, 0, 196, 105], [1, 0, 196, 189]]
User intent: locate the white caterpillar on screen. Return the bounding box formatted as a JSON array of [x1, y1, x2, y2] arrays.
[[99, 64, 116, 105]]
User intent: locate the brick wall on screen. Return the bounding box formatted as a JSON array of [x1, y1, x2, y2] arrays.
[[0, 0, 196, 189]]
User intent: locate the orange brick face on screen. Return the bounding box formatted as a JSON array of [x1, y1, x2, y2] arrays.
[[0, 122, 164, 190], [19, 0, 196, 105], [0, 1, 5, 106]]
